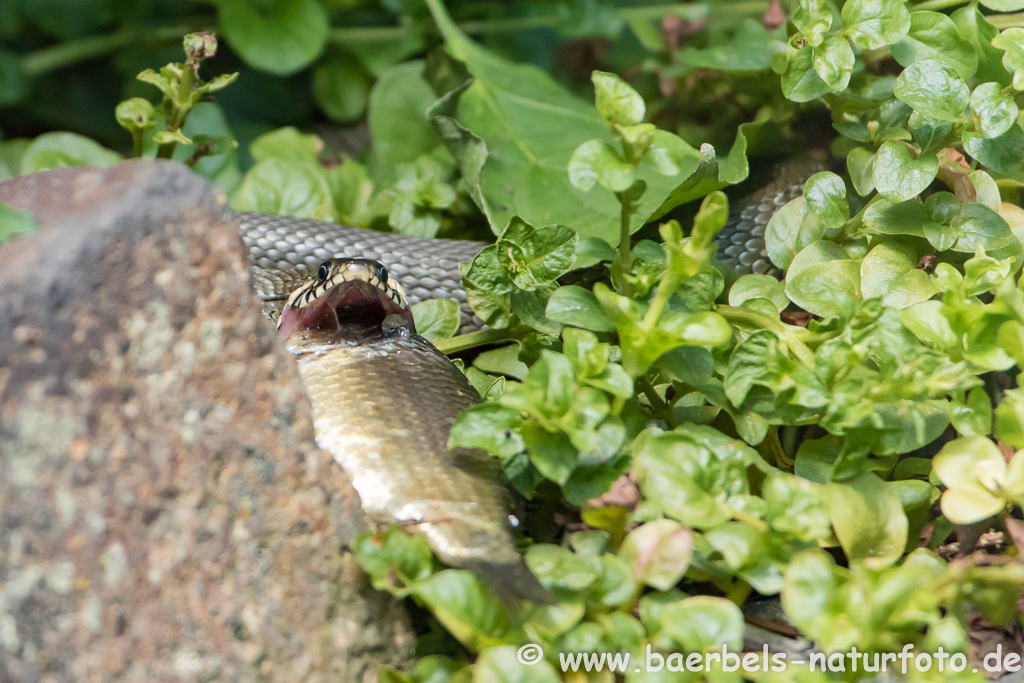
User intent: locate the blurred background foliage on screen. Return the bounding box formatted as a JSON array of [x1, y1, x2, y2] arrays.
[[0, 0, 801, 186]]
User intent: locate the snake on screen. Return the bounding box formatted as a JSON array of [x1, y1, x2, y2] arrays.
[[244, 160, 816, 602], [240, 156, 822, 333]]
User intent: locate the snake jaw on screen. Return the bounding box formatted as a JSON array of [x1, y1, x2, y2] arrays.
[[278, 259, 416, 342]]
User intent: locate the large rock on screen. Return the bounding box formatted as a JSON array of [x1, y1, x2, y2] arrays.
[[0, 161, 414, 682]]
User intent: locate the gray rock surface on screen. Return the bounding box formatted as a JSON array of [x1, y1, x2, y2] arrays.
[[0, 161, 414, 682]]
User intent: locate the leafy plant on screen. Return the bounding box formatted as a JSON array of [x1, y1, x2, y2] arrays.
[[6, 0, 1024, 681]]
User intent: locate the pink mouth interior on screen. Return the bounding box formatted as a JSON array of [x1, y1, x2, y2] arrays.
[[278, 279, 414, 341]]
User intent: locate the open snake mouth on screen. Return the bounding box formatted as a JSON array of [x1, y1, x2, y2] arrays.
[[277, 258, 416, 342]]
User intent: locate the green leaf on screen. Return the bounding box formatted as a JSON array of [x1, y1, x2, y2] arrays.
[[545, 286, 616, 332], [473, 645, 561, 683], [827, 472, 908, 569], [860, 242, 937, 308], [351, 526, 434, 595], [591, 70, 645, 127], [115, 97, 157, 134], [218, 0, 328, 76], [803, 171, 849, 229], [619, 520, 693, 591], [497, 218, 578, 290], [525, 544, 601, 592], [764, 197, 827, 270], [997, 387, 1024, 449], [21, 132, 121, 172], [313, 57, 371, 123], [982, 0, 1024, 9], [449, 403, 525, 458], [894, 59, 970, 121], [461, 245, 514, 328], [412, 299, 462, 341], [659, 596, 744, 653], [678, 18, 778, 72], [425, 2, 701, 244], [891, 11, 977, 79], [812, 35, 855, 91], [953, 6, 1011, 86], [785, 249, 861, 318], [963, 124, 1024, 175], [249, 127, 322, 164], [847, 147, 876, 195], [871, 141, 938, 203], [781, 45, 831, 103], [841, 0, 911, 50], [568, 139, 634, 193], [0, 203, 40, 245], [368, 61, 442, 186], [230, 158, 336, 221], [728, 274, 789, 311], [992, 27, 1024, 90], [970, 82, 1019, 139], [632, 426, 768, 529], [414, 570, 511, 651]]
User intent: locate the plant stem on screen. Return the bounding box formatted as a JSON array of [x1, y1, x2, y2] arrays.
[[613, 188, 637, 296], [21, 24, 201, 77], [638, 375, 674, 426], [988, 12, 1024, 29], [716, 305, 817, 367], [434, 327, 521, 354], [910, 0, 968, 10]]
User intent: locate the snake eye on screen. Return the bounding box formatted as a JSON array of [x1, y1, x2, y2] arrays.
[[377, 264, 390, 284], [316, 261, 331, 282]]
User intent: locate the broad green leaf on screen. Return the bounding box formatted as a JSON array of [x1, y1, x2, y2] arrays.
[[218, 0, 328, 76], [812, 35, 855, 91], [425, 3, 700, 244], [230, 158, 336, 221], [847, 146, 875, 195], [525, 544, 601, 592], [473, 645, 561, 683], [659, 596, 744, 653], [412, 298, 461, 341], [414, 570, 512, 651], [781, 549, 837, 634], [249, 127, 322, 164], [449, 403, 525, 457], [368, 61, 441, 186], [764, 197, 827, 270], [21, 132, 121, 172], [992, 27, 1024, 90], [963, 124, 1024, 175], [782, 45, 831, 103], [871, 141, 938, 203], [786, 254, 861, 318], [313, 57, 371, 123], [497, 218, 578, 290], [953, 6, 1012, 86], [678, 18, 778, 72], [891, 11, 977, 79], [893, 59, 970, 121], [803, 171, 849, 229], [841, 0, 911, 50], [729, 274, 788, 311], [568, 140, 634, 193], [827, 472, 908, 569], [545, 285, 615, 332], [619, 520, 693, 591], [982, 0, 1024, 9], [970, 82, 1018, 139], [592, 71, 645, 127]]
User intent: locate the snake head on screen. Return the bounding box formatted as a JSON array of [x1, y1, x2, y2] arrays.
[[277, 258, 416, 342]]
